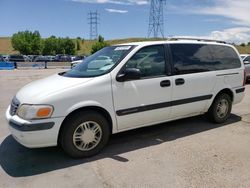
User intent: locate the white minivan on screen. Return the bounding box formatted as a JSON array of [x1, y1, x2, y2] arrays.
[[6, 39, 246, 158]]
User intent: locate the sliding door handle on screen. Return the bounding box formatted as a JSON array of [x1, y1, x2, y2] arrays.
[[160, 80, 171, 87]]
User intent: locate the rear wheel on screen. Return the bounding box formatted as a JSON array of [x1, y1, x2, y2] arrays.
[[208, 93, 232, 123], [60, 111, 110, 158]]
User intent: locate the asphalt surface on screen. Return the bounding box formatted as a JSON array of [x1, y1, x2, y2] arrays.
[[0, 69, 250, 188]]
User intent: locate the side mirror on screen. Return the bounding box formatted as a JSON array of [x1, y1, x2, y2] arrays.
[[116, 68, 141, 82], [244, 60, 250, 64]]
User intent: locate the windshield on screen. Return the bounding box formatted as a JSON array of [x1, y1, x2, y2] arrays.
[[241, 55, 246, 59], [62, 45, 134, 77]]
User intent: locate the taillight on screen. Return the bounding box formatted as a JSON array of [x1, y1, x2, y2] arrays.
[[243, 68, 246, 86]]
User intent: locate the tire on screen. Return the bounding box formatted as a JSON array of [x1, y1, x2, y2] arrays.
[[208, 93, 232, 123], [60, 111, 110, 158]]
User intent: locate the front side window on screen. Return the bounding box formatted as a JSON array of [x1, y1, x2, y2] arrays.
[[124, 45, 166, 78], [62, 46, 134, 77]]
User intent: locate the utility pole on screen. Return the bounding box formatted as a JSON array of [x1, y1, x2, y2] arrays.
[[148, 0, 166, 38], [88, 11, 99, 40]]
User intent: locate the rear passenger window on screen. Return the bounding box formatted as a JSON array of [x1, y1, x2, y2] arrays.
[[125, 45, 166, 78], [170, 44, 213, 74], [209, 45, 241, 70]]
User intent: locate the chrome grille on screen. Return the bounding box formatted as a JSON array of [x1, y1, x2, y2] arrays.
[[10, 97, 20, 116]]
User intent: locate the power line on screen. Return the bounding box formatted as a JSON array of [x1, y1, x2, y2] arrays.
[[88, 11, 99, 40], [148, 0, 166, 38]]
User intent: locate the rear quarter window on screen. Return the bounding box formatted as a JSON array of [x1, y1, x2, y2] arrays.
[[170, 44, 241, 75], [208, 45, 241, 70]]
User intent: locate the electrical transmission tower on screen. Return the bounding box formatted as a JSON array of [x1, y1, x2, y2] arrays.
[[148, 0, 166, 38], [88, 11, 99, 40]]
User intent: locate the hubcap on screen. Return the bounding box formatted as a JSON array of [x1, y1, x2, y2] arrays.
[[73, 121, 102, 151], [216, 99, 229, 118]]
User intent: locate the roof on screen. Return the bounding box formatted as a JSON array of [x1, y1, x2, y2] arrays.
[[117, 38, 230, 47]]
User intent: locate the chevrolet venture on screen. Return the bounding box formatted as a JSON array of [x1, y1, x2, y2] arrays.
[[6, 39, 246, 158]]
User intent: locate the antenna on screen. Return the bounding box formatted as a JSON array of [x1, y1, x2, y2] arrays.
[[148, 0, 166, 38], [88, 11, 99, 40]]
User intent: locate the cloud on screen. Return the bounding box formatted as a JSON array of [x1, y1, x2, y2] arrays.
[[105, 8, 128, 13], [173, 27, 250, 44], [71, 0, 148, 5], [210, 27, 250, 44], [184, 0, 250, 26]]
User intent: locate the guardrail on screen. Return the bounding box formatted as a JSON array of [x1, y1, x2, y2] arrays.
[[0, 61, 71, 70]]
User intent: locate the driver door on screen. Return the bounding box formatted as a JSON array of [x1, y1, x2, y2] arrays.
[[112, 45, 173, 131]]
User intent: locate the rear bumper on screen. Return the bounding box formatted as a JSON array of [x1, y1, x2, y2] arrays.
[[233, 87, 245, 104], [6, 106, 65, 148]]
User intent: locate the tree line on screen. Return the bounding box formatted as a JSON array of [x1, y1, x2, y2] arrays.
[[240, 42, 250, 47], [11, 30, 109, 55]]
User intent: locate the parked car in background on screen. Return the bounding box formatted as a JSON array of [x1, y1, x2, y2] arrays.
[[8, 55, 26, 62], [72, 55, 86, 61], [27, 55, 40, 62], [241, 54, 250, 82], [71, 55, 86, 68], [47, 56, 56, 62], [23, 55, 32, 62], [71, 59, 83, 68], [0, 55, 4, 62], [2, 55, 9, 61], [34, 56, 46, 62], [34, 55, 55, 62], [55, 54, 72, 62]]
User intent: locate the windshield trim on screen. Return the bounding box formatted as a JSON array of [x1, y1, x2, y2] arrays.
[[60, 45, 136, 78]]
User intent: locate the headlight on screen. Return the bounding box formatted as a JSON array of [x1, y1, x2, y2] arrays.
[[17, 104, 54, 120]]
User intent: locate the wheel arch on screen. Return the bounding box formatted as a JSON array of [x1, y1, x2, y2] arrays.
[[208, 88, 234, 110], [57, 106, 114, 144], [215, 88, 234, 102]]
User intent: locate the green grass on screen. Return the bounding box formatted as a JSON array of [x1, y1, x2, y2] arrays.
[[235, 45, 250, 54], [1, 37, 250, 55]]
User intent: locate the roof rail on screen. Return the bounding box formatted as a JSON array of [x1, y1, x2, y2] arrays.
[[168, 37, 226, 44]]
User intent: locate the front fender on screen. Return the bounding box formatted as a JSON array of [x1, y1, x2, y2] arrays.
[[65, 100, 118, 133]]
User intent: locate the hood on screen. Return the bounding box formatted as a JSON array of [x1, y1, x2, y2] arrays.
[[16, 73, 93, 103]]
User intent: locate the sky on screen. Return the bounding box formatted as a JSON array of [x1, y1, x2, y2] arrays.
[[0, 0, 250, 43]]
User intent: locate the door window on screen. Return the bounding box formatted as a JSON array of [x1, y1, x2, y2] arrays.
[[170, 44, 213, 75], [124, 45, 166, 78]]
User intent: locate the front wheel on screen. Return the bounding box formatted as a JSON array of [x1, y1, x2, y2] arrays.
[[60, 111, 110, 158], [208, 93, 232, 123]]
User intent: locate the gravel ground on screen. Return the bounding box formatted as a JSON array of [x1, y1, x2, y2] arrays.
[[0, 69, 250, 188]]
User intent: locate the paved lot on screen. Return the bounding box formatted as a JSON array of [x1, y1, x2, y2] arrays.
[[0, 69, 250, 188]]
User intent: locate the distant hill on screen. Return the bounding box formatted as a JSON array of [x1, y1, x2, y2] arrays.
[[0, 37, 250, 55], [0, 37, 18, 54]]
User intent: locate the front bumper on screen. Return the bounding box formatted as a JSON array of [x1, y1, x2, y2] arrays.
[[5, 106, 65, 148]]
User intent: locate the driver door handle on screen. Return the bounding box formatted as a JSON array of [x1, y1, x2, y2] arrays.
[[160, 80, 171, 87]]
